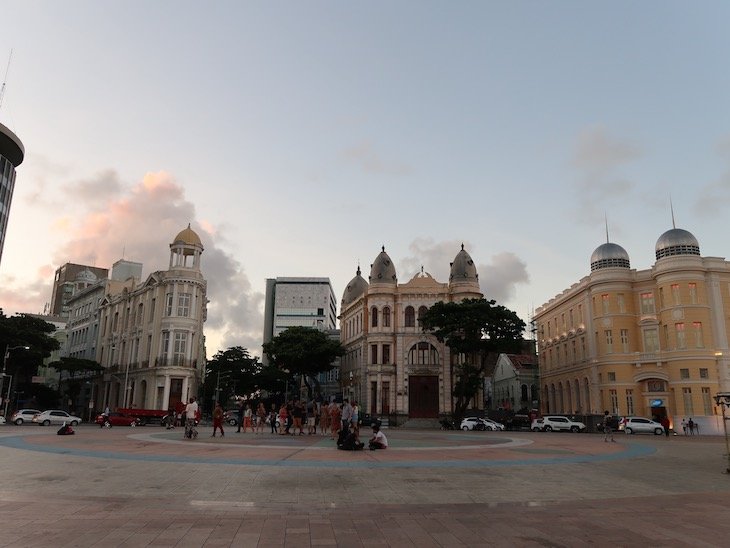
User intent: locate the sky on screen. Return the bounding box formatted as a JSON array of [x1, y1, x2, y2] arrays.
[[2, 2, 730, 358]]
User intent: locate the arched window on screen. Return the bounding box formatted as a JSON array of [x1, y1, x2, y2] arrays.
[[383, 306, 391, 328], [405, 306, 415, 327], [371, 306, 378, 328], [417, 306, 428, 325], [408, 342, 439, 365]]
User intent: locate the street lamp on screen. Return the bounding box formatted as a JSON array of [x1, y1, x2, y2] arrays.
[[1, 345, 30, 417], [713, 392, 730, 475]]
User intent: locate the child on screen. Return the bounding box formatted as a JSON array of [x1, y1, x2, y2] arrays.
[[368, 424, 388, 450]]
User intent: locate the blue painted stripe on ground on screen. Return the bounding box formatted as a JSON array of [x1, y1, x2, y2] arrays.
[[0, 435, 656, 468]]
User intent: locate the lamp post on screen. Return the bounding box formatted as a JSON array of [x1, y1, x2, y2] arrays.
[[714, 392, 730, 475], [2, 345, 30, 417]]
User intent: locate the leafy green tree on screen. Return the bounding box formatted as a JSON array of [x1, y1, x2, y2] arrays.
[[47, 357, 103, 410], [202, 346, 261, 407], [262, 326, 345, 401], [419, 298, 525, 420]]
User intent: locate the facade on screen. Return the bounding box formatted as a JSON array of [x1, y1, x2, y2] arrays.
[[535, 227, 730, 433], [262, 277, 337, 364], [0, 121, 24, 268], [49, 263, 109, 317], [94, 226, 207, 412], [492, 353, 539, 411], [339, 246, 483, 421]]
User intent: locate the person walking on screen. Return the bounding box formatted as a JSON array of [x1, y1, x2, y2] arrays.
[[602, 410, 615, 443], [330, 401, 341, 440], [184, 397, 199, 439], [256, 402, 267, 434], [269, 403, 278, 434], [681, 417, 687, 435], [236, 400, 244, 433], [243, 404, 253, 433], [320, 400, 330, 436], [352, 401, 360, 436], [661, 415, 671, 437], [211, 401, 225, 437], [688, 417, 695, 435]]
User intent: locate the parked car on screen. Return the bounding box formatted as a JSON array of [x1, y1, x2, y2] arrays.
[[531, 418, 544, 431], [505, 414, 533, 431], [10, 409, 41, 425], [95, 412, 140, 427], [623, 417, 664, 435], [541, 415, 586, 432], [482, 418, 505, 431], [460, 417, 486, 431], [0, 415, 5, 424], [32, 410, 82, 426]]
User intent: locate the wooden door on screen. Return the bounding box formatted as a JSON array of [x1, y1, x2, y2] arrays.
[[409, 376, 439, 418]]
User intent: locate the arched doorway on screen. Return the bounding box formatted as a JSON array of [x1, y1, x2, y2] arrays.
[[408, 342, 440, 418]]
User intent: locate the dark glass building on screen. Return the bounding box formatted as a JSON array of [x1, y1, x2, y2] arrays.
[[0, 121, 24, 268]]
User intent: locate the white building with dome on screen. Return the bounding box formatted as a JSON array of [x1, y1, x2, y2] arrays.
[[93, 226, 208, 413], [339, 245, 482, 422], [535, 225, 730, 433]]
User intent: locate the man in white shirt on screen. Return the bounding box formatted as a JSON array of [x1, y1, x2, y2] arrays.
[[341, 399, 353, 432], [368, 424, 388, 450], [184, 397, 199, 439]]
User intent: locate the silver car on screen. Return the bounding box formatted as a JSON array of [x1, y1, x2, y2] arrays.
[[32, 410, 82, 426], [623, 417, 664, 435], [10, 409, 41, 425]]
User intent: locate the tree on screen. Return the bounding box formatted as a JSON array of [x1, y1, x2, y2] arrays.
[[419, 298, 526, 420], [262, 326, 345, 401], [202, 347, 261, 407], [47, 357, 103, 410]]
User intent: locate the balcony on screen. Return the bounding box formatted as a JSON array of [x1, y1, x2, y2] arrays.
[[633, 352, 663, 367]]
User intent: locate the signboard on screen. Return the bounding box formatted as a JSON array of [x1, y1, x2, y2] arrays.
[[650, 399, 664, 407]]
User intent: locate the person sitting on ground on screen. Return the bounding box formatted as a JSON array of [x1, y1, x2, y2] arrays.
[[369, 424, 387, 450], [337, 424, 364, 451], [57, 422, 75, 435]]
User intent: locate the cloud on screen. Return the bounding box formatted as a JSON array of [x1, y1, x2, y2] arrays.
[[5, 170, 263, 356], [398, 238, 529, 307], [693, 137, 730, 215], [570, 127, 642, 223], [340, 141, 413, 176]]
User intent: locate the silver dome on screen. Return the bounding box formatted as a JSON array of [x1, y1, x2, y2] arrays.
[[75, 268, 98, 284], [590, 243, 630, 271], [369, 247, 397, 284], [449, 244, 479, 282], [655, 228, 700, 260], [342, 266, 369, 306]]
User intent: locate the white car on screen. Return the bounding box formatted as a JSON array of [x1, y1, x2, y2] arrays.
[[540, 415, 586, 433], [460, 417, 486, 431], [531, 418, 544, 431], [623, 417, 664, 435], [482, 418, 505, 431], [32, 410, 82, 426], [10, 409, 41, 425]]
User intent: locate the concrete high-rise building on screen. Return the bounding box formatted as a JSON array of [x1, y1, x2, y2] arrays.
[[262, 277, 337, 364], [0, 121, 24, 268], [535, 226, 730, 434], [49, 263, 109, 317]]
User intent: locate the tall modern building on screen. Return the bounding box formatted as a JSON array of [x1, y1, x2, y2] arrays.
[[0, 121, 24, 268], [535, 226, 730, 434], [262, 277, 337, 364], [49, 263, 109, 317]]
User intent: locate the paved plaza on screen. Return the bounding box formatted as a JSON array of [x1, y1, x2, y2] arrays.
[[0, 425, 729, 547]]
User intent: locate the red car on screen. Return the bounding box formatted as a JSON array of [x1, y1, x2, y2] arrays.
[[95, 412, 140, 427]]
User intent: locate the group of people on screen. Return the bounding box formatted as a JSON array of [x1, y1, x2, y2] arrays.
[[681, 417, 699, 435]]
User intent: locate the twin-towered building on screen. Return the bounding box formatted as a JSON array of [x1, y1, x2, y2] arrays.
[[535, 226, 730, 433], [339, 245, 483, 422]]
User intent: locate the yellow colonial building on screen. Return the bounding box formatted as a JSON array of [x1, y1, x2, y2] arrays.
[[535, 226, 730, 434]]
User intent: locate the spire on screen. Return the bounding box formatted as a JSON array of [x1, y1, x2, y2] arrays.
[[605, 213, 609, 244], [670, 196, 676, 229], [461, 242, 464, 250], [381, 245, 385, 252]]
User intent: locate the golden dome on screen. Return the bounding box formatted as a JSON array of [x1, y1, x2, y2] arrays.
[[173, 224, 202, 246]]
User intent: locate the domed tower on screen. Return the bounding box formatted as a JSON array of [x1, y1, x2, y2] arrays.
[[590, 242, 631, 271], [169, 224, 204, 270], [655, 228, 700, 260], [449, 244, 482, 297], [341, 266, 369, 308], [369, 246, 397, 286]]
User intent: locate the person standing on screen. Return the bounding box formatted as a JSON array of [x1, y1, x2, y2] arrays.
[[256, 402, 267, 434], [212, 401, 225, 437], [236, 400, 244, 433], [681, 417, 687, 435], [341, 399, 353, 433], [661, 415, 671, 437], [320, 400, 330, 436], [330, 401, 341, 440], [184, 397, 199, 439], [687, 417, 694, 435], [352, 401, 360, 436], [602, 411, 615, 443], [269, 403, 278, 434], [243, 404, 253, 433]]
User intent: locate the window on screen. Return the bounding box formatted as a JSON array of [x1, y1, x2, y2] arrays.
[[371, 307, 378, 328], [161, 331, 170, 357], [675, 323, 686, 349], [381, 382, 390, 414], [601, 294, 609, 315], [382, 344, 390, 364], [682, 387, 694, 416], [617, 294, 625, 313], [640, 293, 655, 315], [404, 306, 415, 327], [689, 283, 697, 304], [609, 389, 619, 414], [700, 368, 709, 379], [702, 387, 712, 415], [383, 306, 391, 327], [620, 329, 629, 353], [165, 293, 173, 316], [136, 303, 144, 325], [671, 284, 680, 306], [693, 322, 704, 348], [643, 328, 659, 353], [569, 308, 574, 327], [417, 306, 428, 326], [371, 344, 378, 364], [149, 298, 156, 323], [605, 330, 613, 353], [112, 312, 119, 332], [647, 380, 666, 392], [177, 293, 191, 317], [626, 389, 634, 415], [408, 342, 439, 365], [680, 368, 689, 380], [173, 332, 187, 365], [607, 372, 616, 382]]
